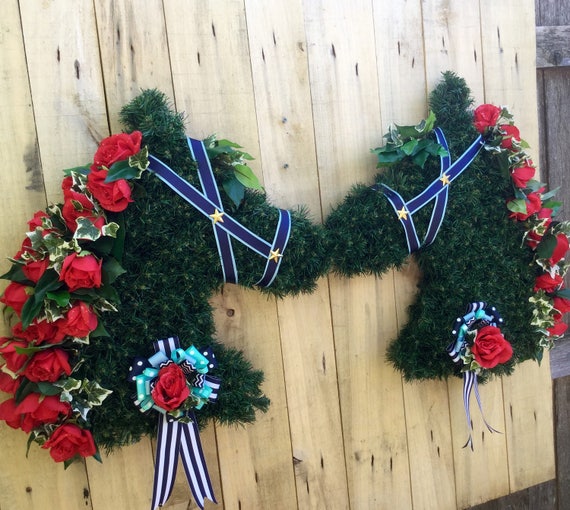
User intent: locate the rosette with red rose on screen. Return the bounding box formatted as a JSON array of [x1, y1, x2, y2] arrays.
[[129, 337, 220, 509], [447, 302, 513, 449]]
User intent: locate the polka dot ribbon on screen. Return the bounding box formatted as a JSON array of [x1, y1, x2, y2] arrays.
[[129, 337, 219, 510], [447, 302, 503, 450]]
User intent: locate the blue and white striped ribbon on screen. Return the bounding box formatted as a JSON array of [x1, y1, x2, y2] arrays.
[[375, 130, 483, 253], [148, 337, 217, 510], [148, 139, 292, 287], [447, 303, 503, 450]]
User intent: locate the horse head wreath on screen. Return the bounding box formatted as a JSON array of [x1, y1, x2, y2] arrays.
[[1, 73, 569, 476]]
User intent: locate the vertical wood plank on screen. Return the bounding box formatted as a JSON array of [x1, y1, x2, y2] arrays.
[[19, 0, 109, 203], [479, 0, 556, 493], [211, 287, 297, 510], [245, 2, 349, 508], [373, 0, 427, 125], [163, 2, 298, 508], [421, 0, 485, 105], [0, 4, 90, 510], [93, 0, 174, 132], [421, 2, 511, 507], [374, 2, 460, 509], [90, 3, 197, 508], [304, 2, 413, 508]]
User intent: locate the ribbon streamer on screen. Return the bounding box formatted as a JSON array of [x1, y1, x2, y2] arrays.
[[129, 337, 219, 509], [374, 130, 483, 253], [447, 302, 503, 450]]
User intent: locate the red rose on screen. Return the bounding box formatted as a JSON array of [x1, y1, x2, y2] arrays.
[[22, 258, 50, 283], [12, 319, 62, 345], [509, 191, 542, 221], [27, 210, 50, 230], [58, 301, 98, 338], [93, 131, 142, 168], [0, 393, 71, 433], [470, 325, 513, 369], [42, 423, 97, 462], [553, 296, 570, 320], [525, 208, 553, 248], [0, 370, 21, 393], [151, 363, 190, 411], [0, 282, 32, 315], [87, 166, 133, 212], [534, 273, 564, 293], [500, 124, 521, 149], [473, 104, 501, 133], [61, 185, 106, 233], [0, 339, 29, 373], [23, 348, 72, 383], [59, 253, 102, 292], [550, 233, 569, 265], [548, 320, 568, 337], [511, 165, 535, 188], [14, 236, 38, 259]]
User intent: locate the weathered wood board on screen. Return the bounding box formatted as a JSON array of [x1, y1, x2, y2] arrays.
[[0, 1, 555, 509]]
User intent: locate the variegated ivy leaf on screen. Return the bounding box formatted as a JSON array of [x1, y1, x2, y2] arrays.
[[81, 379, 113, 407], [27, 228, 48, 253], [70, 335, 91, 345], [93, 298, 118, 313], [74, 217, 102, 242], [43, 235, 80, 268], [72, 397, 92, 421], [128, 146, 149, 174], [53, 377, 82, 404], [101, 221, 119, 238]]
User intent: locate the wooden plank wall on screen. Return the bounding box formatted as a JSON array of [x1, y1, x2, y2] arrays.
[[536, 1, 570, 508], [0, 1, 556, 509]]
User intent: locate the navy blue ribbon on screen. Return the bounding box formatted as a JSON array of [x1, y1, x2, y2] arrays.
[[148, 139, 291, 287], [447, 302, 503, 450], [375, 130, 483, 253]]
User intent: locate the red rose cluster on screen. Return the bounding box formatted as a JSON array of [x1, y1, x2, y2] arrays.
[[0, 131, 144, 463], [474, 105, 570, 345]]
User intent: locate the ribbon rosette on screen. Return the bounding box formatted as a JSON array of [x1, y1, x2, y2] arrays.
[[129, 336, 221, 510], [446, 302, 512, 450]]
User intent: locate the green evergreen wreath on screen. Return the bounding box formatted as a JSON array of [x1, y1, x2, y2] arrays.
[[327, 72, 570, 381], [1, 72, 569, 465], [0, 90, 331, 460]]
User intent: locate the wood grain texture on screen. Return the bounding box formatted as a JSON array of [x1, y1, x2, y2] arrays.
[[536, 26, 570, 68], [0, 1, 558, 508]]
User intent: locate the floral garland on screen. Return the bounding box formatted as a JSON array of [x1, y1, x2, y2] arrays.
[[0, 132, 149, 464], [0, 131, 253, 465], [473, 103, 570, 363]]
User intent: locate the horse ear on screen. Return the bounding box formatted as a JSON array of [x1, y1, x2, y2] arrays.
[[429, 72, 475, 136]]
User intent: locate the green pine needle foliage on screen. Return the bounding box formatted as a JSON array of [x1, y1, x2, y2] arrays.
[[327, 71, 538, 381], [79, 89, 331, 450]]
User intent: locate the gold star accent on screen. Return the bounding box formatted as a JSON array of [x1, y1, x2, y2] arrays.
[[209, 208, 225, 224], [397, 207, 408, 220], [439, 173, 450, 186], [269, 248, 283, 263]]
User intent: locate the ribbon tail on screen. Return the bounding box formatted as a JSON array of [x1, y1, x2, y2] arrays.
[[179, 414, 216, 509], [473, 376, 501, 434], [151, 414, 182, 510], [462, 371, 475, 450]]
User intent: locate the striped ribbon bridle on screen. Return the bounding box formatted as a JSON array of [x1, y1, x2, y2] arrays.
[[447, 302, 503, 450], [148, 138, 291, 288], [374, 129, 484, 252]]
